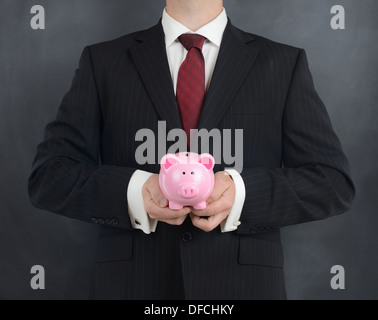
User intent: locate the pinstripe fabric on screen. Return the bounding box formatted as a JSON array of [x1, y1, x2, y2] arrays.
[[28, 20, 354, 300]]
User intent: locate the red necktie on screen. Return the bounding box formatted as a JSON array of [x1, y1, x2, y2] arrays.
[[176, 34, 206, 146]]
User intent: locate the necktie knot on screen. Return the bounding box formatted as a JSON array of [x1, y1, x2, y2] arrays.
[[178, 34, 206, 52]]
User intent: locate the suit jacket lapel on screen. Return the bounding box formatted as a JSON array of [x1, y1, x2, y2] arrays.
[[128, 22, 182, 132], [198, 22, 260, 131]]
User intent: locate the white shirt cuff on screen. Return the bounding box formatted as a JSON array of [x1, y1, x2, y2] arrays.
[[220, 169, 246, 233], [127, 170, 158, 234]]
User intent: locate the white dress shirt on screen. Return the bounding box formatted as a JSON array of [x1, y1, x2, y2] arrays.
[[163, 8, 227, 94], [127, 8, 246, 234]]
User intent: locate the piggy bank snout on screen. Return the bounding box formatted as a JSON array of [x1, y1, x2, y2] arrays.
[[178, 184, 199, 198]]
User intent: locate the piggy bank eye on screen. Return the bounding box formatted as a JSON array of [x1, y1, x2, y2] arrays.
[[191, 172, 194, 175], [182, 172, 186, 175]]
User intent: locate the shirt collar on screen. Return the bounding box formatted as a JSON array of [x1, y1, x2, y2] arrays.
[[162, 8, 228, 48]]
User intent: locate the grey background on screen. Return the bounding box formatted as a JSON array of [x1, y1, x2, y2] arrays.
[[0, 0, 377, 300]]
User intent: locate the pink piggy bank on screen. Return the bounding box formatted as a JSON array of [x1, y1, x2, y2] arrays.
[[159, 152, 215, 210]]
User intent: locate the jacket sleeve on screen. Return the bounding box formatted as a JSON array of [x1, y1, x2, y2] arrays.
[[28, 46, 136, 230], [237, 49, 355, 235]]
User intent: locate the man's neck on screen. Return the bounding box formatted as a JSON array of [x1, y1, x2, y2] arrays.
[[166, 0, 223, 31]]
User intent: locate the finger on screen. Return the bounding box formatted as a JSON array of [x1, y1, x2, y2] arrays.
[[147, 206, 190, 220], [159, 198, 168, 208], [160, 215, 188, 226], [190, 210, 229, 232], [208, 174, 232, 203], [142, 186, 153, 202], [191, 195, 233, 217], [142, 180, 169, 208], [190, 213, 219, 232], [150, 187, 168, 207], [146, 200, 191, 220]]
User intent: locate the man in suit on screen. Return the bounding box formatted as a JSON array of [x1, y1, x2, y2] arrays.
[[28, 0, 355, 300]]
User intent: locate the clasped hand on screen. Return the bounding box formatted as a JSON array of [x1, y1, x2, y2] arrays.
[[142, 172, 236, 232]]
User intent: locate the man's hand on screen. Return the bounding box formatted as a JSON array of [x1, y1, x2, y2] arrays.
[[190, 171, 236, 232], [142, 174, 191, 226]]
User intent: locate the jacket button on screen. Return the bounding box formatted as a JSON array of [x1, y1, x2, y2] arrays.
[[91, 217, 98, 224], [105, 218, 112, 225], [182, 232, 192, 242], [112, 219, 119, 226], [98, 218, 105, 225]]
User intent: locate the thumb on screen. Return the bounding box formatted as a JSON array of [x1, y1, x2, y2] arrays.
[[150, 185, 168, 208]]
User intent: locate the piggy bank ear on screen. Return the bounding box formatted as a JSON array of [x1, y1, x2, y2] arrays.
[[198, 153, 215, 170], [160, 154, 179, 171]]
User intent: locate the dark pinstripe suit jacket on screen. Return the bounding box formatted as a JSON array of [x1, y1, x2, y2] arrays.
[[28, 20, 355, 300]]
